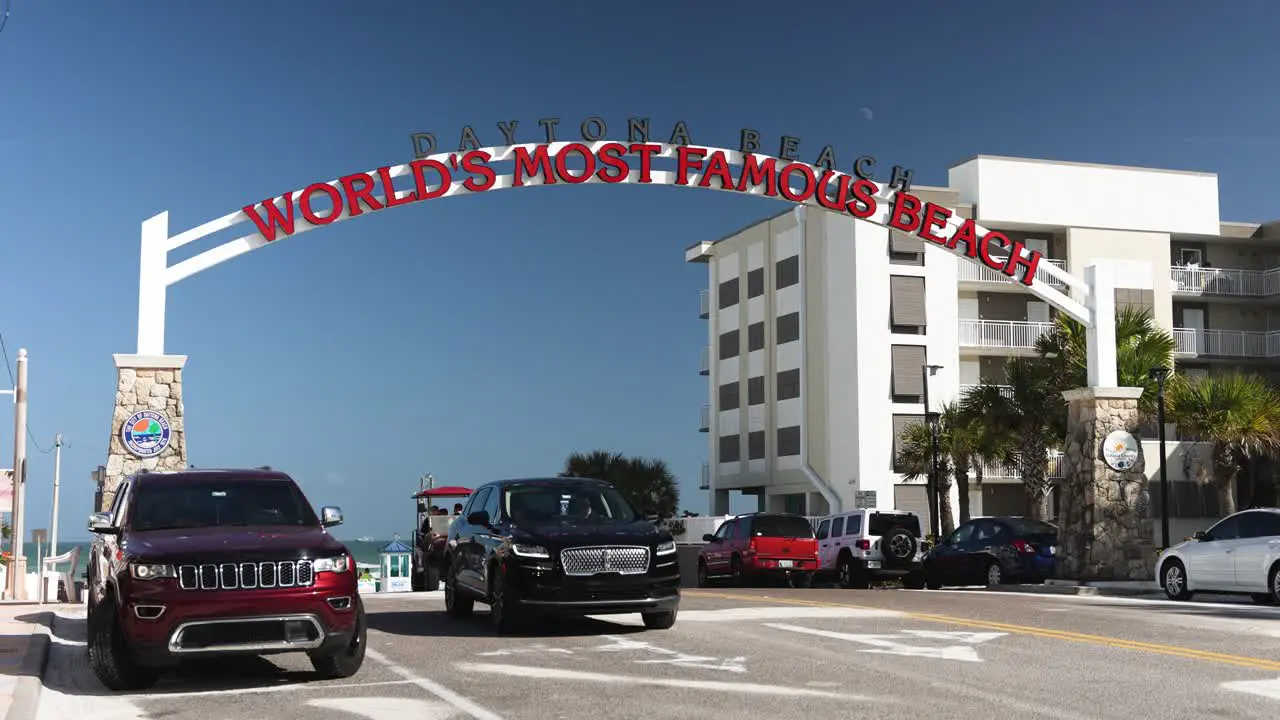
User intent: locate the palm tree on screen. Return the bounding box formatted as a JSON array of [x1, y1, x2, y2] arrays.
[[1035, 305, 1176, 418], [896, 419, 955, 536], [946, 401, 1015, 524], [958, 357, 1066, 521], [560, 449, 680, 518], [1165, 373, 1280, 516]]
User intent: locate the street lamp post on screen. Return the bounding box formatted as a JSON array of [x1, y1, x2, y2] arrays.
[[1150, 366, 1172, 549], [922, 363, 944, 539]]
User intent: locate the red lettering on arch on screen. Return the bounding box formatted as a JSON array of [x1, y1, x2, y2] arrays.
[[339, 173, 384, 218], [299, 183, 343, 226], [737, 155, 778, 196], [918, 203, 951, 245], [513, 145, 555, 186], [945, 219, 979, 258], [978, 231, 1008, 270], [887, 192, 922, 233], [676, 146, 706, 186], [595, 142, 629, 183], [1001, 238, 1043, 286], [242, 195, 296, 242], [846, 179, 878, 219], [698, 151, 735, 189]]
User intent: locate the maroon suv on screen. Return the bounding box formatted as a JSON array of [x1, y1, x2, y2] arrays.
[[86, 469, 366, 691]]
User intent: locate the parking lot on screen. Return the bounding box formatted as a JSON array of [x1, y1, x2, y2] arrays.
[[31, 585, 1280, 720]]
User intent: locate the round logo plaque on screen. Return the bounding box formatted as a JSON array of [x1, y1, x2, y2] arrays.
[[1102, 430, 1140, 472], [121, 410, 172, 458]]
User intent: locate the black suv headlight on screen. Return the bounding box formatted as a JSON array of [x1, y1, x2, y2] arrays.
[[512, 544, 551, 559], [655, 540, 676, 556]]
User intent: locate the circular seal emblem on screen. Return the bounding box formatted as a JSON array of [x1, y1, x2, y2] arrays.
[[1102, 430, 1140, 472], [121, 410, 172, 458]]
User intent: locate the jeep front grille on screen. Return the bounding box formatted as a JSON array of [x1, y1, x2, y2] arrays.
[[559, 546, 649, 576], [177, 561, 315, 591]]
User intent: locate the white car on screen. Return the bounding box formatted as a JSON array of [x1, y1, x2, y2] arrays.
[[1155, 507, 1280, 603]]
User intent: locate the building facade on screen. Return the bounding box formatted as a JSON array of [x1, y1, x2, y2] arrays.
[[688, 154, 1277, 528]]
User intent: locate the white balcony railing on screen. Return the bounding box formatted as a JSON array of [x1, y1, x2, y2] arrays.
[[977, 453, 1064, 480], [958, 383, 1014, 399], [957, 258, 1068, 288], [699, 347, 710, 375], [699, 289, 710, 318], [1170, 266, 1280, 297], [699, 462, 710, 490], [1172, 328, 1198, 356], [699, 404, 710, 432], [958, 319, 1054, 350], [1173, 327, 1280, 358]]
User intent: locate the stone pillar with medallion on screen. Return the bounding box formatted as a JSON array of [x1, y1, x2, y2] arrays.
[[99, 354, 189, 512], [1056, 387, 1155, 581]]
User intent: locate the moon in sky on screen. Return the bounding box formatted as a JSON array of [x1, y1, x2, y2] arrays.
[[859, 107, 874, 121]]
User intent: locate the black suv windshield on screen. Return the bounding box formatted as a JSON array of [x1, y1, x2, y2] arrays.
[[752, 515, 815, 538], [869, 512, 921, 538], [503, 483, 639, 525], [129, 479, 318, 531]]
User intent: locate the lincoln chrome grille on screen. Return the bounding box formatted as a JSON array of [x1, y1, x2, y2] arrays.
[[559, 546, 649, 576], [178, 561, 315, 591]]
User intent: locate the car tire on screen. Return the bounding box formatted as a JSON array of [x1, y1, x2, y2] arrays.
[[642, 609, 678, 630], [444, 559, 474, 618], [696, 560, 711, 588], [310, 597, 367, 679], [411, 565, 426, 592], [1161, 559, 1192, 601], [902, 572, 926, 590], [1268, 562, 1280, 604], [788, 572, 814, 589], [983, 561, 1003, 587], [926, 578, 943, 590], [423, 565, 441, 593], [730, 556, 745, 586], [838, 554, 869, 589], [87, 598, 161, 692], [881, 527, 918, 569], [488, 562, 522, 635]]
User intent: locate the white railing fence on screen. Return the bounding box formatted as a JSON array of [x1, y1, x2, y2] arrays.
[[957, 319, 1054, 349], [958, 258, 1068, 288], [1170, 266, 1280, 297]]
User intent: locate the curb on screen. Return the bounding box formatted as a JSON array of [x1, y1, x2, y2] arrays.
[[981, 581, 1163, 598], [5, 611, 52, 720]]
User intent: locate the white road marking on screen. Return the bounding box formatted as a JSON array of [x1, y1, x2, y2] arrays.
[[764, 623, 1005, 662], [307, 697, 459, 719], [594, 635, 747, 673], [586, 605, 901, 626], [118, 679, 417, 699], [362, 590, 445, 601], [1222, 677, 1280, 701], [453, 662, 874, 699], [366, 649, 506, 720], [918, 588, 1280, 613], [476, 644, 574, 657]]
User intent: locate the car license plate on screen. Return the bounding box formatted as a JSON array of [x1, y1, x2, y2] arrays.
[[867, 560, 881, 569], [777, 560, 794, 568]]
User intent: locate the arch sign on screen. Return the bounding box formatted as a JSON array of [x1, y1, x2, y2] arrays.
[[135, 114, 1109, 379]]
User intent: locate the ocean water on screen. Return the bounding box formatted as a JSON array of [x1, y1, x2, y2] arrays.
[[15, 539, 399, 579]]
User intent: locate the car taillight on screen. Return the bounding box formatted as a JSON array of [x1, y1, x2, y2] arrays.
[[855, 539, 871, 551], [746, 539, 757, 554], [1011, 539, 1035, 554]]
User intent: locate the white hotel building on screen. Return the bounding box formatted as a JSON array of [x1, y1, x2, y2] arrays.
[[687, 155, 1280, 528]]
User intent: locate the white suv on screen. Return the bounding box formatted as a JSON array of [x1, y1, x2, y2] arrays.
[[815, 508, 927, 589], [1156, 507, 1280, 603]]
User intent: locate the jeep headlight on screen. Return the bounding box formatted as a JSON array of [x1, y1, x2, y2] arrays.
[[512, 544, 550, 559], [314, 555, 350, 573], [129, 563, 175, 580], [656, 540, 676, 555]]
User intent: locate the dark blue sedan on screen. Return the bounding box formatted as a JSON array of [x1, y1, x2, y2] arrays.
[[913, 516, 1058, 588]]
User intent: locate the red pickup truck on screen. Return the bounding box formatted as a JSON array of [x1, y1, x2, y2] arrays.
[[85, 469, 366, 691]]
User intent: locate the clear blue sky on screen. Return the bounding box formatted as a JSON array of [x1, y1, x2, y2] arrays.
[[2, 0, 1277, 541]]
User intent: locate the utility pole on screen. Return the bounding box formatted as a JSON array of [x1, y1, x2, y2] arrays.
[[50, 434, 62, 560], [7, 349, 28, 600]]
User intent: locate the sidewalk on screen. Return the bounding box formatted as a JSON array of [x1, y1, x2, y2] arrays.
[[0, 602, 54, 720], [987, 579, 1164, 597]]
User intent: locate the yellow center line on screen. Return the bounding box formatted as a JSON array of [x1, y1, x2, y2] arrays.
[[685, 590, 1280, 672]]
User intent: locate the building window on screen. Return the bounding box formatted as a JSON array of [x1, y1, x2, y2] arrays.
[[747, 267, 764, 298], [889, 231, 925, 266], [891, 414, 926, 473], [747, 321, 765, 351], [777, 426, 801, 456], [889, 275, 927, 332], [748, 430, 765, 460], [718, 381, 740, 411], [718, 277, 739, 310], [718, 329, 739, 360], [719, 434, 741, 463], [777, 369, 800, 401], [747, 376, 765, 405], [776, 312, 800, 344], [890, 344, 928, 403], [776, 255, 799, 289]]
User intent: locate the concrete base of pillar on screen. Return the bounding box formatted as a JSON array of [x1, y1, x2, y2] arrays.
[[100, 354, 190, 511], [1057, 387, 1156, 581]]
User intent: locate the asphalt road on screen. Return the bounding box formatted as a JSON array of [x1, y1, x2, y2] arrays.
[[32, 584, 1280, 720]]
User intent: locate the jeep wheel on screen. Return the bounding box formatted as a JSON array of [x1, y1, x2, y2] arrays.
[[838, 554, 869, 589], [788, 572, 814, 589], [642, 609, 678, 630], [881, 527, 918, 569], [87, 600, 161, 692], [310, 597, 367, 679], [444, 560, 474, 618], [488, 562, 522, 635]]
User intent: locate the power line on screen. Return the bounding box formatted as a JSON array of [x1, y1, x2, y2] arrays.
[[0, 0, 11, 36], [0, 328, 57, 454]]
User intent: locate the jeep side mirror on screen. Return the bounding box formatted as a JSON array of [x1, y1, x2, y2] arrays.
[[87, 512, 116, 534], [320, 506, 343, 527], [702, 533, 716, 543], [467, 510, 491, 528], [1192, 530, 1209, 541]]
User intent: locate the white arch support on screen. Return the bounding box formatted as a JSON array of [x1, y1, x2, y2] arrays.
[[134, 142, 1094, 356]]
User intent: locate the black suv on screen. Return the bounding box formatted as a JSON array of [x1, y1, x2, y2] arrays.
[[442, 477, 681, 634]]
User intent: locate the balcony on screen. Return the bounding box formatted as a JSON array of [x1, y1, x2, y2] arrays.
[[699, 404, 710, 432], [1170, 266, 1280, 298], [1172, 327, 1280, 359], [700, 462, 710, 490], [958, 258, 1068, 290], [958, 319, 1054, 351], [958, 383, 1014, 399], [977, 453, 1064, 481], [699, 290, 710, 319], [699, 347, 710, 375]]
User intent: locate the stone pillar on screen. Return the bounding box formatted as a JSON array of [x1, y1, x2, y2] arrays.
[[1057, 387, 1154, 581], [99, 354, 189, 512]]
